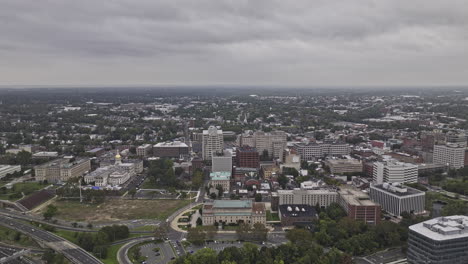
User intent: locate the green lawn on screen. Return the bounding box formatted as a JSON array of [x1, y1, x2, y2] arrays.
[[266, 210, 280, 221], [0, 225, 40, 248], [101, 243, 124, 264], [54, 229, 80, 244], [0, 182, 45, 201]]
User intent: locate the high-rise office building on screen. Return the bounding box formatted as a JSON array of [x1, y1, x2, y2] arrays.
[[254, 131, 287, 160], [373, 160, 418, 184], [202, 126, 224, 160], [236, 146, 260, 168], [408, 215, 468, 263]]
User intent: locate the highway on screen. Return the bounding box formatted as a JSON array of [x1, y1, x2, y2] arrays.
[[0, 215, 103, 264]]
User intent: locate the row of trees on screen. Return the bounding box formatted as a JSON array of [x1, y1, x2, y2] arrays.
[[176, 232, 351, 264], [74, 225, 129, 259]]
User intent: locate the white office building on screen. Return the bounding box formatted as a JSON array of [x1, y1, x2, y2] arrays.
[[292, 142, 350, 161], [408, 215, 468, 263], [212, 150, 232, 172], [370, 183, 425, 217], [373, 161, 418, 184], [278, 188, 338, 208], [202, 126, 224, 160], [433, 143, 465, 169]]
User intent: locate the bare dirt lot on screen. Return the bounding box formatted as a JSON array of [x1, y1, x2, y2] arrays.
[[38, 199, 192, 222]]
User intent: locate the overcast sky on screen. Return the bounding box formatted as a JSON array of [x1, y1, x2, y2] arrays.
[[1, 0, 467, 87]]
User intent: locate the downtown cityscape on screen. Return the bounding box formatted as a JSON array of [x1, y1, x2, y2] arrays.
[[0, 88, 467, 264], [1, 0, 468, 264]]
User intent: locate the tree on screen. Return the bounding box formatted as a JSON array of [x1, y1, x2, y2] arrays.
[[442, 201, 468, 216], [16, 150, 32, 166], [196, 217, 203, 226], [43, 205, 58, 220], [252, 223, 268, 241], [277, 174, 288, 189], [154, 225, 167, 241], [128, 188, 137, 199], [254, 193, 262, 202], [192, 170, 204, 188], [187, 227, 206, 245]]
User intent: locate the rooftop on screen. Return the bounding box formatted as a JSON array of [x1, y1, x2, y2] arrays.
[[410, 216, 468, 241], [154, 141, 188, 148], [338, 186, 377, 206], [210, 171, 232, 181], [371, 183, 425, 197], [279, 204, 317, 218], [213, 200, 252, 209]]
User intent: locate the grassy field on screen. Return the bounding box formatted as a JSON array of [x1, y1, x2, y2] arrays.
[[0, 182, 45, 201], [0, 225, 40, 248], [266, 210, 280, 221], [39, 199, 192, 222], [101, 243, 123, 264]]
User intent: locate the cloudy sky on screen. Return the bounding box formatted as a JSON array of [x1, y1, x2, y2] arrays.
[[1, 0, 467, 87]]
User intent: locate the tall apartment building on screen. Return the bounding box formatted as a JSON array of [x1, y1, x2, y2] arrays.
[[153, 141, 189, 158], [136, 144, 152, 157], [277, 188, 338, 208], [202, 126, 224, 160], [369, 183, 425, 217], [373, 160, 418, 184], [292, 142, 350, 161], [433, 143, 466, 169], [408, 215, 468, 263], [236, 147, 260, 168], [35, 158, 91, 183], [254, 131, 287, 161], [338, 187, 381, 225], [212, 150, 233, 172]]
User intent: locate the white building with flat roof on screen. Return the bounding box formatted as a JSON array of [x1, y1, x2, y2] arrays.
[[202, 126, 224, 160], [370, 183, 425, 217], [373, 160, 418, 184], [278, 188, 338, 208], [433, 143, 465, 169], [408, 216, 468, 263]]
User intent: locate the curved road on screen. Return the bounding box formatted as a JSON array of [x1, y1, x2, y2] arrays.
[[0, 215, 103, 264]]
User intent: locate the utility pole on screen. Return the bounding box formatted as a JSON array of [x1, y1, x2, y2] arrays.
[[79, 176, 83, 203]]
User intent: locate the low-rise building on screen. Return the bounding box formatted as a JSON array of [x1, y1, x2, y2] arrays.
[[370, 183, 425, 217], [202, 200, 266, 226], [277, 188, 338, 208], [338, 186, 381, 225], [209, 171, 231, 191], [408, 215, 468, 263], [325, 158, 363, 174], [137, 144, 152, 157], [34, 158, 91, 183], [153, 141, 189, 158], [279, 204, 317, 226]]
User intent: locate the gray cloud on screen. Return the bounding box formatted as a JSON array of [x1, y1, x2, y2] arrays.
[[0, 0, 467, 86]]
